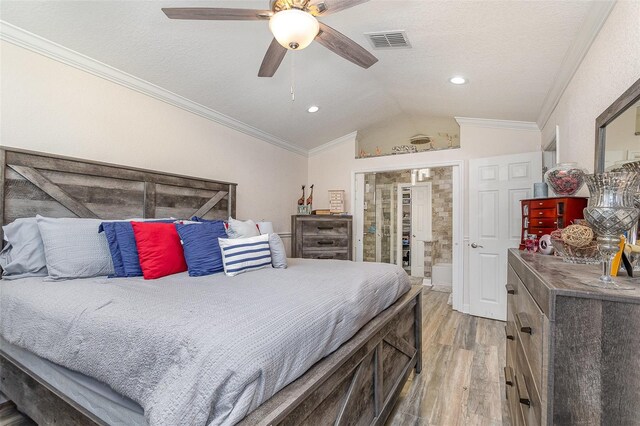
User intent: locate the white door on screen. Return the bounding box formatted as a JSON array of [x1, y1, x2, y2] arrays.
[[469, 152, 541, 320], [410, 184, 432, 277]]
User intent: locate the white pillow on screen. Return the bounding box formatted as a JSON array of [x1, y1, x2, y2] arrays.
[[219, 234, 272, 276], [226, 217, 260, 239], [269, 233, 287, 269]]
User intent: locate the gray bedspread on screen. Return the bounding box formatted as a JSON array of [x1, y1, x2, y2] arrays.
[[0, 258, 410, 425]]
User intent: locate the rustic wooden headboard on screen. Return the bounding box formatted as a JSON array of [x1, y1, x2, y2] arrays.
[[0, 147, 237, 239]]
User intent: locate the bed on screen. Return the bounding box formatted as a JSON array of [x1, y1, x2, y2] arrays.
[[0, 147, 423, 425]]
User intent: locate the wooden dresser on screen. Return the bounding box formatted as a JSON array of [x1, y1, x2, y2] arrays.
[[519, 197, 587, 249], [506, 249, 640, 425], [291, 215, 353, 260]]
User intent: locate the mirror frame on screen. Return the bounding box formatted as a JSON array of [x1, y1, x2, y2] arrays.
[[594, 77, 640, 172]]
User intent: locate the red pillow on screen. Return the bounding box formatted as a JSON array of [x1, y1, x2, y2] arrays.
[[131, 222, 187, 280]]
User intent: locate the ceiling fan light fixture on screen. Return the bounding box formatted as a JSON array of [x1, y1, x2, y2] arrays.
[[269, 9, 319, 50]]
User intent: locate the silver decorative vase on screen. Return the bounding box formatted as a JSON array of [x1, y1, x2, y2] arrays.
[[583, 172, 640, 290], [621, 160, 640, 245]]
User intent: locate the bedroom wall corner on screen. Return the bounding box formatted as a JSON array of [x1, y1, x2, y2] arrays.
[[0, 40, 307, 254], [540, 0, 640, 170]]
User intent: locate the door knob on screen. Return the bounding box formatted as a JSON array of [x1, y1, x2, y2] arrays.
[[471, 242, 484, 248]]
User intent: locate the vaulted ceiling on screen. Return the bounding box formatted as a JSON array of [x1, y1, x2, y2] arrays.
[[0, 1, 609, 151]]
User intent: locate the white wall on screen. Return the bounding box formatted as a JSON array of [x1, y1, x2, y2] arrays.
[[541, 0, 640, 171], [0, 41, 307, 252], [309, 125, 541, 216]]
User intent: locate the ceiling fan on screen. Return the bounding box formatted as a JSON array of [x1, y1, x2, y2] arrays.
[[162, 0, 378, 77]]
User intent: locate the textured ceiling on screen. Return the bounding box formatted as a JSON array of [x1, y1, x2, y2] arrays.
[[0, 0, 597, 149]]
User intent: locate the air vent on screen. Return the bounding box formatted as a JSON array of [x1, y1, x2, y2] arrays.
[[365, 31, 411, 49]]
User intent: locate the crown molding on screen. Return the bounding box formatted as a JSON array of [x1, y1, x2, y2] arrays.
[[536, 1, 616, 130], [308, 131, 358, 156], [454, 117, 540, 131], [0, 21, 308, 157]]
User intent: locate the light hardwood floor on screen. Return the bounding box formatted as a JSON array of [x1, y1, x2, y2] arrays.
[[387, 289, 509, 426], [0, 289, 508, 426]]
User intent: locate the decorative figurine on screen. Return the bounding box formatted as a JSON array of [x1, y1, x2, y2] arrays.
[[305, 184, 314, 209], [297, 185, 305, 206]]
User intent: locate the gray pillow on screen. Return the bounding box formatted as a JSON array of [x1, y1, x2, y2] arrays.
[[0, 218, 48, 280], [226, 217, 260, 239], [269, 233, 288, 269], [36, 215, 114, 280]]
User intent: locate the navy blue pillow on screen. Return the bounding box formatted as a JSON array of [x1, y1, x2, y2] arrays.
[[176, 221, 227, 277], [190, 216, 222, 223], [106, 220, 176, 277], [98, 222, 126, 277]]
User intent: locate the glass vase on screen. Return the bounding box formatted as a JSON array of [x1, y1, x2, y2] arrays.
[[583, 172, 640, 290], [544, 162, 587, 196]]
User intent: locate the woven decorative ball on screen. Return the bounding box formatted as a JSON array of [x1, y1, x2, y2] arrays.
[[561, 224, 594, 248]]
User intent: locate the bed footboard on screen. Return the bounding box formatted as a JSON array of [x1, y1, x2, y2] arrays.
[[239, 284, 423, 426], [0, 285, 423, 426]]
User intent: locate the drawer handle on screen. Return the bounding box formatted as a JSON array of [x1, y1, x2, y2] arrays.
[[505, 324, 515, 341], [538, 202, 543, 206], [516, 312, 533, 334], [317, 255, 334, 259], [504, 366, 514, 386], [317, 240, 335, 246], [505, 284, 516, 295], [515, 373, 531, 406], [317, 226, 334, 230]]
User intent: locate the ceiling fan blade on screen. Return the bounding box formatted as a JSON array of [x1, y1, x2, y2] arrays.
[[258, 39, 288, 77], [162, 8, 272, 21], [315, 23, 378, 69], [308, 0, 369, 16]]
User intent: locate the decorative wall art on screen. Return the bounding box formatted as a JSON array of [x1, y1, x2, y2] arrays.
[[355, 115, 461, 159]]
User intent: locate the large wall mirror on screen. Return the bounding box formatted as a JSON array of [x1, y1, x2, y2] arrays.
[[595, 77, 640, 172]]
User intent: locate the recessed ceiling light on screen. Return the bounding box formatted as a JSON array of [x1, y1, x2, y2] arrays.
[[449, 76, 467, 85], [307, 106, 320, 113]]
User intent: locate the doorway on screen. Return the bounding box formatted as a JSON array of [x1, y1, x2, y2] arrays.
[[355, 165, 460, 294]]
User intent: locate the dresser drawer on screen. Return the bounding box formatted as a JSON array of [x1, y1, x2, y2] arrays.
[[530, 208, 556, 218], [301, 249, 349, 260], [514, 277, 544, 395], [529, 218, 557, 228], [515, 339, 542, 425], [505, 366, 525, 426], [303, 234, 349, 249], [302, 220, 349, 236]]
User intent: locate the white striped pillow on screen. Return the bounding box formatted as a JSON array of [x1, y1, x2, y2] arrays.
[[218, 234, 272, 276]]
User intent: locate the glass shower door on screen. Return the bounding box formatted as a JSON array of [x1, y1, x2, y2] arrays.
[[362, 173, 398, 265]]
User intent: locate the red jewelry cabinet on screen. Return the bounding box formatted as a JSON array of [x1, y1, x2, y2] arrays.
[[520, 197, 588, 249]]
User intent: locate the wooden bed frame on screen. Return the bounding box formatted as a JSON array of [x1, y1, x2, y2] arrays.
[[0, 147, 423, 425]]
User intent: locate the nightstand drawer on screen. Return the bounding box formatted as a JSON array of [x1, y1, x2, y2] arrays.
[[292, 215, 353, 260], [303, 234, 349, 249], [302, 220, 349, 236], [301, 249, 349, 260]]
